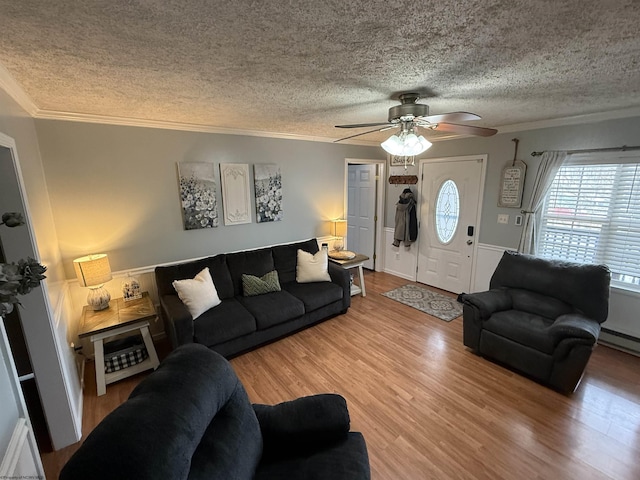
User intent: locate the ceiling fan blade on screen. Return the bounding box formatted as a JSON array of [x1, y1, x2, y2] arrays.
[[433, 122, 498, 137], [418, 112, 482, 124], [335, 122, 394, 128], [334, 125, 398, 143]]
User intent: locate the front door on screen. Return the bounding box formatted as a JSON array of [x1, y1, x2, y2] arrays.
[[347, 164, 376, 269], [417, 156, 484, 293]]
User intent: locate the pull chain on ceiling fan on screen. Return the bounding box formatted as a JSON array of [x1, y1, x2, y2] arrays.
[[334, 92, 498, 155]]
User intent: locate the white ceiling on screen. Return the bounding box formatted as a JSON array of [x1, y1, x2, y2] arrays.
[[0, 1, 639, 144]]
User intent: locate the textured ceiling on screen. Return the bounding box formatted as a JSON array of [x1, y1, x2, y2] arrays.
[[0, 1, 639, 144]]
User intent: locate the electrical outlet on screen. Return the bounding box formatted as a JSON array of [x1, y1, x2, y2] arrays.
[[498, 214, 509, 224], [515, 214, 523, 226]]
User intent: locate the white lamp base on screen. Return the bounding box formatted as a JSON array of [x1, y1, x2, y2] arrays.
[[87, 285, 111, 311]]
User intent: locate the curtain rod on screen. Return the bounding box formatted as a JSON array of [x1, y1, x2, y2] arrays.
[[531, 145, 640, 157]]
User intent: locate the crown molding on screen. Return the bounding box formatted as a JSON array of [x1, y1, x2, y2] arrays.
[[0, 64, 38, 116], [496, 106, 640, 134], [32, 108, 373, 145]]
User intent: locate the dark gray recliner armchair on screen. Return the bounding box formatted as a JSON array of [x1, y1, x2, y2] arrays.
[[460, 251, 611, 394]]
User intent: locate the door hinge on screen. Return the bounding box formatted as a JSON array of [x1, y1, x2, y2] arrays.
[[373, 253, 377, 260], [374, 215, 378, 222]]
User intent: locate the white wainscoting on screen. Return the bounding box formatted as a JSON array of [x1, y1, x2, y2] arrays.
[[472, 244, 512, 292], [0, 419, 40, 478], [382, 228, 417, 281]]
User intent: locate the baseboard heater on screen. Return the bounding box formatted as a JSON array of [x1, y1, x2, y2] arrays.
[[599, 328, 640, 357]]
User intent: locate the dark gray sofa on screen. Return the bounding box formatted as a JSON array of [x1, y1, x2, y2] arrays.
[[460, 251, 610, 394], [60, 344, 371, 480], [155, 238, 350, 357]]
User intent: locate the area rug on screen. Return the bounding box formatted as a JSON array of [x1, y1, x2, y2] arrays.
[[381, 284, 463, 322]]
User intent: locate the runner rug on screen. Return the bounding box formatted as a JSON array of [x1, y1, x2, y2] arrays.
[[381, 284, 463, 322]]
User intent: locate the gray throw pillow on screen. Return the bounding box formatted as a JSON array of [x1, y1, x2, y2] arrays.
[[242, 270, 281, 296]]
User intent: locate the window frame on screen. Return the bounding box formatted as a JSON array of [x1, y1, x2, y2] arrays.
[[539, 150, 640, 292]]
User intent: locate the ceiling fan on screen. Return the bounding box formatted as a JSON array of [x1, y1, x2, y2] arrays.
[[334, 92, 498, 156]]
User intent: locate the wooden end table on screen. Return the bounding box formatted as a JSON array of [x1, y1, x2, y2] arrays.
[[328, 253, 369, 297], [78, 292, 160, 396]]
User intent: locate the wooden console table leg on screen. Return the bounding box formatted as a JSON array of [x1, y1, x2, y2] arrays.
[[140, 325, 160, 369], [358, 264, 366, 297], [93, 338, 107, 396]]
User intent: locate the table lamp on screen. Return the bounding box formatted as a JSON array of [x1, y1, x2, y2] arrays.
[[73, 254, 113, 311], [331, 219, 347, 251]]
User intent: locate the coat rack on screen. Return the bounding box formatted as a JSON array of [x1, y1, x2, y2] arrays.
[[388, 175, 418, 185]]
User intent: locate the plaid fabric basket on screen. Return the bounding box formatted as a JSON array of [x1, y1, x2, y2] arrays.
[[104, 337, 149, 373]]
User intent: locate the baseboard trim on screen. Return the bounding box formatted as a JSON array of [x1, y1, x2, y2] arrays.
[[599, 328, 640, 357]]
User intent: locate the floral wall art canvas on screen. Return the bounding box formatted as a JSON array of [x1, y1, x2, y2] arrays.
[[177, 162, 219, 230], [254, 164, 283, 222]]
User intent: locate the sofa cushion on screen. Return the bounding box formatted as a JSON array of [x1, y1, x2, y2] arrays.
[[483, 310, 556, 354], [509, 288, 573, 319], [238, 290, 305, 329], [273, 239, 319, 284], [255, 433, 370, 480], [227, 248, 275, 296], [172, 267, 221, 319], [194, 298, 257, 346], [243, 270, 282, 297], [283, 281, 343, 312], [296, 249, 331, 283]]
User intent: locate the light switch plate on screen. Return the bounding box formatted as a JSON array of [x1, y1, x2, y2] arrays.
[[498, 214, 509, 224]]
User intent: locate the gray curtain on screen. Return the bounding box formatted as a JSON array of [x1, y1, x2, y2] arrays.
[[518, 150, 567, 254]]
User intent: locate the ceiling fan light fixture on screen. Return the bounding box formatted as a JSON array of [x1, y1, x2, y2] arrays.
[[381, 129, 432, 156]]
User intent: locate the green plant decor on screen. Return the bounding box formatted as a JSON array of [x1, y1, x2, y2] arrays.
[[0, 212, 47, 317]]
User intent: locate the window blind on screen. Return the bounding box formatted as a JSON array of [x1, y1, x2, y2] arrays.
[[539, 154, 640, 288]]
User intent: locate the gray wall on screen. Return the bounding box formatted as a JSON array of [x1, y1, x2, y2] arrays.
[[386, 116, 640, 249], [34, 120, 383, 277], [36, 115, 640, 277]]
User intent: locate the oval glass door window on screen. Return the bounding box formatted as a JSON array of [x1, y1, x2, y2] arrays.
[[435, 179, 460, 244]]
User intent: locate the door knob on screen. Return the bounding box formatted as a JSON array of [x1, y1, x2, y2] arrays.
[[467, 240, 473, 245]]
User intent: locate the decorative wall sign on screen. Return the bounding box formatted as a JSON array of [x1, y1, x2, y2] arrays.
[[498, 138, 527, 208], [254, 164, 283, 222], [389, 155, 415, 168], [498, 160, 527, 208], [177, 162, 219, 230], [220, 163, 252, 225]]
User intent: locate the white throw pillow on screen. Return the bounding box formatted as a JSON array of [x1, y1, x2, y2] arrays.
[[172, 267, 221, 320], [296, 249, 331, 283]]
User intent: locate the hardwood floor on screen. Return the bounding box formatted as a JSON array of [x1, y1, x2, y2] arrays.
[[42, 271, 640, 479]]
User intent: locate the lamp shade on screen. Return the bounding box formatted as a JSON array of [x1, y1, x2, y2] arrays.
[[381, 129, 432, 156], [331, 220, 347, 237], [73, 254, 112, 287]]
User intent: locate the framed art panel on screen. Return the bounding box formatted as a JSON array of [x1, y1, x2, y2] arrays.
[[177, 162, 219, 230], [220, 163, 252, 225], [254, 164, 282, 222]]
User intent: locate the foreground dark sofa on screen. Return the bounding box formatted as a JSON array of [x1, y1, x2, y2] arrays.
[[155, 238, 350, 357], [60, 344, 370, 480], [460, 251, 610, 394]]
